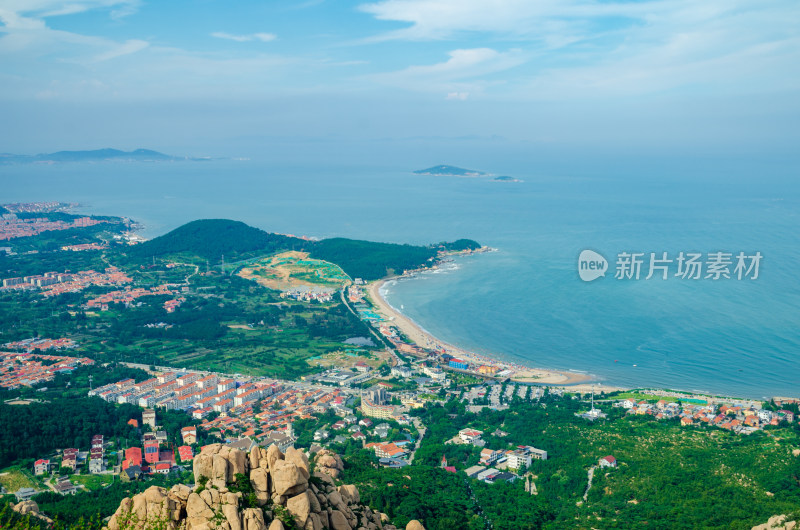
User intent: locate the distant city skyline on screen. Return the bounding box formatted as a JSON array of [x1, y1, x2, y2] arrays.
[[1, 0, 798, 164]]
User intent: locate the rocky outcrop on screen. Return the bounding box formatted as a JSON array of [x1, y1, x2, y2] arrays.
[[405, 521, 426, 530], [314, 448, 344, 479], [12, 500, 54, 525], [752, 515, 798, 530], [106, 444, 391, 530]]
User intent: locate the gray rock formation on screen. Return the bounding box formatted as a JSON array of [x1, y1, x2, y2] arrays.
[[106, 444, 391, 530]]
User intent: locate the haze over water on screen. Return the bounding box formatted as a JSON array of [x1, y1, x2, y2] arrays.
[[3, 157, 799, 398]]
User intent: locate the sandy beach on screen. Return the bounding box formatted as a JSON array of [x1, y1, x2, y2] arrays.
[[366, 278, 599, 386]]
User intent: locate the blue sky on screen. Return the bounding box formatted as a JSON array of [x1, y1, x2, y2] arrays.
[[1, 0, 798, 164]]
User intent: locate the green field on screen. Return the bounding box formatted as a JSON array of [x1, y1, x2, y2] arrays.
[[0, 467, 39, 493], [69, 473, 114, 491], [610, 392, 684, 403]]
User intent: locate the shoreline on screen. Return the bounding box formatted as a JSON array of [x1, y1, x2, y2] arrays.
[[365, 271, 768, 402], [366, 276, 617, 389]]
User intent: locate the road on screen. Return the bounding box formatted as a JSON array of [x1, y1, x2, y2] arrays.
[[407, 417, 427, 464], [339, 286, 400, 367], [583, 465, 597, 501]]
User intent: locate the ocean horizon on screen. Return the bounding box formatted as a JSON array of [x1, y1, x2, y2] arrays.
[[3, 158, 799, 399]]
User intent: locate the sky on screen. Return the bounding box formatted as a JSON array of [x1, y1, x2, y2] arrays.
[[0, 0, 798, 165]]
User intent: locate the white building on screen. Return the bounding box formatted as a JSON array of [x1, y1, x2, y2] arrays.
[[506, 450, 532, 470], [391, 366, 413, 378]]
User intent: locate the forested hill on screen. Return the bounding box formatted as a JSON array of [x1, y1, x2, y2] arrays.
[[126, 219, 481, 281], [309, 238, 437, 280], [127, 219, 304, 262]]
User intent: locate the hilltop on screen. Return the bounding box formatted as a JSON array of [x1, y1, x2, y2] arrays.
[[127, 219, 304, 263]]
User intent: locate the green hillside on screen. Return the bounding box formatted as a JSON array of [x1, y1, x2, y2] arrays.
[[127, 219, 478, 281], [127, 219, 303, 262], [309, 238, 438, 280]]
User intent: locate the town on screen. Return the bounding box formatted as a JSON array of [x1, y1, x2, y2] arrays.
[[0, 350, 94, 389]]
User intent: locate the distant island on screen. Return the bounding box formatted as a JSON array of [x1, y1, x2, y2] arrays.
[[413, 165, 488, 177], [414, 165, 523, 182], [0, 148, 212, 164]]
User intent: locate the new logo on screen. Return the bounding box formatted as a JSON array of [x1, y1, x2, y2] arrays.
[[578, 250, 608, 282]]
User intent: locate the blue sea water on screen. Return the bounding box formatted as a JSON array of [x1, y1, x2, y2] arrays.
[[2, 159, 799, 398]]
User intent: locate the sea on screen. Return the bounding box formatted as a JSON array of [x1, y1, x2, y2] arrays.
[[3, 158, 799, 399]]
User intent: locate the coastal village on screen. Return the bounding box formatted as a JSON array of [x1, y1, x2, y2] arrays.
[[0, 213, 107, 242], [3, 227, 795, 505], [2, 207, 800, 530], [10, 355, 775, 499]]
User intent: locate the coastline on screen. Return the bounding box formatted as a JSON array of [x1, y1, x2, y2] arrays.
[[366, 276, 620, 390]]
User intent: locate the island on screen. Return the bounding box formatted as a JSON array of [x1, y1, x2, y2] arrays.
[[414, 165, 523, 182], [0, 148, 211, 164], [413, 165, 488, 177]]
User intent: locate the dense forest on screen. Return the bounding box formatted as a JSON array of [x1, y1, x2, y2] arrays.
[[0, 397, 141, 468], [126, 219, 304, 263], [308, 238, 438, 280], [434, 239, 482, 252], [342, 452, 551, 530]]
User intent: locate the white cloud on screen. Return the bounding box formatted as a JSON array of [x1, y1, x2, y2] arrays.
[[369, 48, 524, 93], [92, 39, 149, 62], [211, 32, 277, 43], [358, 0, 800, 98], [1, 1, 139, 21], [445, 91, 468, 100]]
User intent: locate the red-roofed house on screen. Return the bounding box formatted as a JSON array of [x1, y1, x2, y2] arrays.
[[123, 447, 142, 469], [178, 446, 194, 462], [181, 426, 197, 444], [154, 462, 171, 474], [34, 459, 51, 475], [371, 443, 407, 459], [144, 442, 160, 464], [599, 455, 617, 468]]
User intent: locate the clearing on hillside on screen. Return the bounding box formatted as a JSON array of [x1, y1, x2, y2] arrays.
[[237, 251, 349, 293]]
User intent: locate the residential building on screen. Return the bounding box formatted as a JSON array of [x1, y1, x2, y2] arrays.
[[391, 366, 413, 378], [181, 426, 198, 444], [123, 447, 142, 469], [178, 445, 194, 462], [142, 409, 156, 429], [507, 450, 531, 470], [89, 458, 104, 474], [458, 429, 483, 444], [15, 488, 37, 502], [599, 455, 617, 468], [144, 442, 160, 464], [34, 459, 51, 475], [449, 358, 468, 370], [479, 449, 503, 465]]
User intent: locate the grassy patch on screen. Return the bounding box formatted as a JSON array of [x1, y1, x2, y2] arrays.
[[612, 392, 684, 403], [0, 467, 39, 492], [69, 473, 114, 491]]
